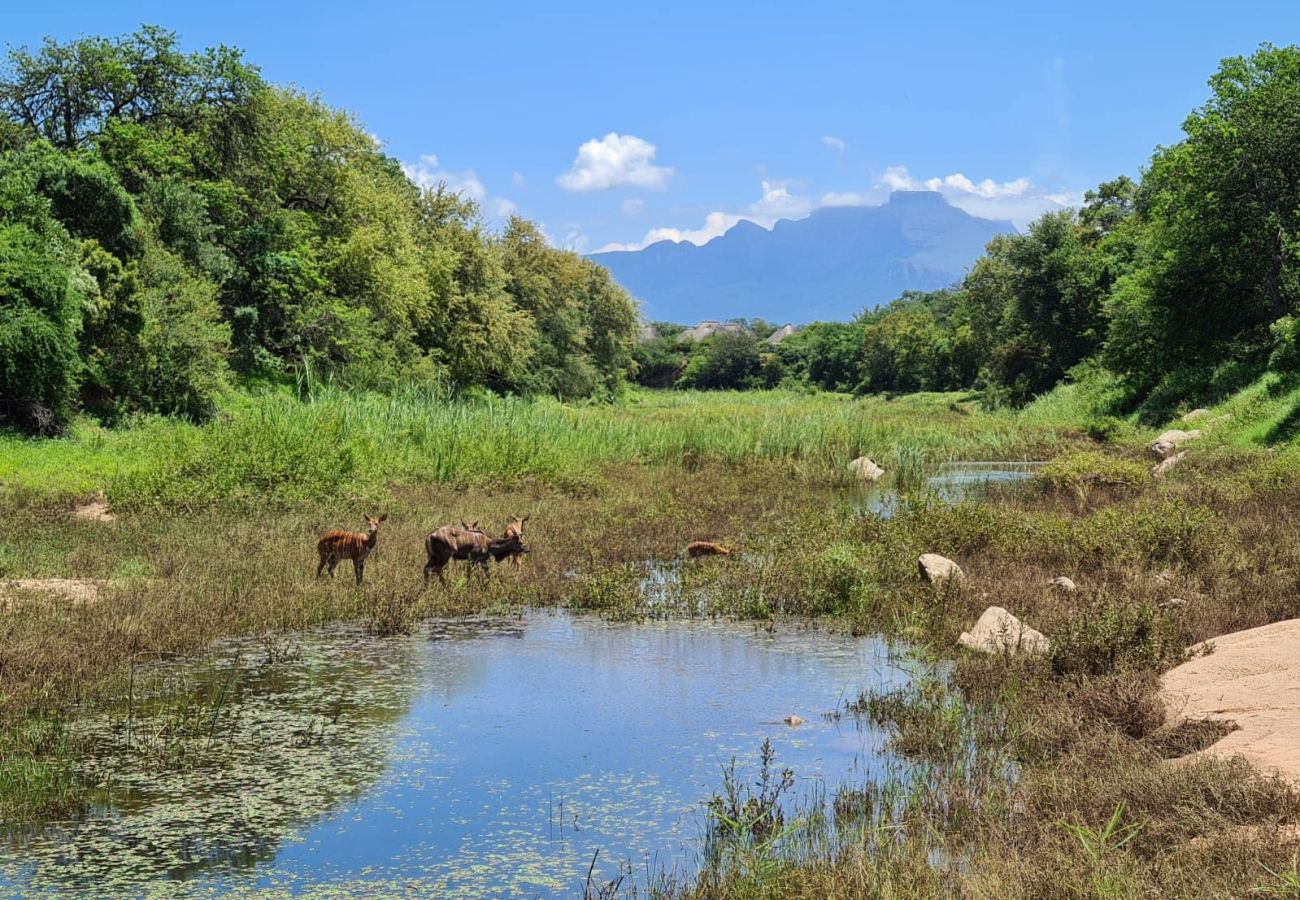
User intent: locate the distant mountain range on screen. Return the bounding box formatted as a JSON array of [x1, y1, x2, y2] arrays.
[[590, 191, 1014, 324]]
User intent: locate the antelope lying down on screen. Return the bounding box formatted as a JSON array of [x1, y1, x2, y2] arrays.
[[686, 540, 731, 558]]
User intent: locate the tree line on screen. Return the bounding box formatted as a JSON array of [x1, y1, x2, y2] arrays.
[[0, 26, 639, 433], [638, 44, 1300, 421]]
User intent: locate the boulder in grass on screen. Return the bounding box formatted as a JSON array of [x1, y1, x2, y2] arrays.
[[1152, 451, 1187, 478], [1049, 576, 1077, 593], [918, 553, 965, 583], [1181, 409, 1209, 423], [1147, 440, 1177, 461], [1156, 428, 1202, 446], [848, 456, 885, 481], [958, 606, 1049, 655]]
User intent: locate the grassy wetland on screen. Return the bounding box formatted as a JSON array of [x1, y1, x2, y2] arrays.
[[2, 383, 1300, 897]]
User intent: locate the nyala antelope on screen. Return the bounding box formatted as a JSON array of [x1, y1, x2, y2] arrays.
[[317, 513, 388, 585], [503, 515, 530, 568], [686, 540, 731, 558], [424, 521, 528, 585]]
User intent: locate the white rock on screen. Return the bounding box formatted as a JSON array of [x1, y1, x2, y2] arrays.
[[784, 714, 804, 726], [1152, 451, 1187, 478], [958, 606, 1049, 655], [1049, 576, 1077, 593], [918, 553, 965, 583], [1162, 597, 1188, 609], [1181, 409, 1209, 423], [1148, 440, 1177, 461], [848, 456, 885, 482]]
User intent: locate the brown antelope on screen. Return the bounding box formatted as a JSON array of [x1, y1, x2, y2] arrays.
[[468, 532, 529, 573], [423, 521, 490, 585], [503, 515, 530, 568], [317, 514, 388, 585], [686, 540, 731, 558]]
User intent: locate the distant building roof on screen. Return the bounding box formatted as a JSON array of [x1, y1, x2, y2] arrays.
[[681, 320, 746, 341], [637, 324, 659, 342], [766, 324, 798, 344]]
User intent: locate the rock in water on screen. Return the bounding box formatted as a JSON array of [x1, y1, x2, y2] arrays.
[[783, 714, 804, 726], [1049, 576, 1077, 593], [958, 606, 1049, 655], [918, 553, 965, 583], [848, 456, 885, 481]]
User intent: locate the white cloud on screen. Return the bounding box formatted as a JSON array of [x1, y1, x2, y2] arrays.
[[597, 165, 1082, 253], [511, 171, 527, 188], [556, 133, 674, 192], [621, 198, 644, 216], [403, 153, 519, 221], [821, 135, 846, 152], [403, 154, 487, 200], [491, 197, 519, 218], [596, 179, 810, 251], [818, 165, 1076, 229]]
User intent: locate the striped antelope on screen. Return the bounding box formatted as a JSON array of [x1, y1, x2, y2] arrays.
[[316, 514, 388, 585]]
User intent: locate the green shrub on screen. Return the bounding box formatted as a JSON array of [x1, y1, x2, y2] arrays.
[[1051, 597, 1185, 676]]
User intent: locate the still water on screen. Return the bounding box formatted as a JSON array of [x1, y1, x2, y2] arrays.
[[855, 460, 1045, 517], [1, 612, 912, 897]]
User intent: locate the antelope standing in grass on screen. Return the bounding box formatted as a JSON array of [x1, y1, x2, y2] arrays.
[[503, 515, 530, 568], [686, 540, 731, 558], [468, 531, 529, 573], [423, 521, 490, 585], [317, 514, 388, 585]]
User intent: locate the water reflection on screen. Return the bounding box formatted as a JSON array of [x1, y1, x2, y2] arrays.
[[1, 612, 911, 898], [853, 460, 1044, 517]]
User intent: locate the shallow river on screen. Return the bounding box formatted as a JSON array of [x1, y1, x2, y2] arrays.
[[1, 612, 913, 897]]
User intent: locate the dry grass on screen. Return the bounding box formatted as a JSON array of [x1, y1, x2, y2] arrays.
[[5, 400, 1300, 896]]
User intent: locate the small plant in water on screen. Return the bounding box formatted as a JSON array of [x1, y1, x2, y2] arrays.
[[703, 739, 811, 882]]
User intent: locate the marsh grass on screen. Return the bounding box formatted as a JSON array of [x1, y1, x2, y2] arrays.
[[0, 388, 1064, 510], [5, 389, 1300, 895]]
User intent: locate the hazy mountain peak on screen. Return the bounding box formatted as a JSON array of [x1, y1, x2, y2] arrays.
[[591, 192, 1013, 323]]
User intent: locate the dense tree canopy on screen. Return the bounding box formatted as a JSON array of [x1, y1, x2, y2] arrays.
[[0, 27, 639, 432]]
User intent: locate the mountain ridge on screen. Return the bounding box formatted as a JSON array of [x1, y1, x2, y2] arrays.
[[591, 191, 1014, 323]]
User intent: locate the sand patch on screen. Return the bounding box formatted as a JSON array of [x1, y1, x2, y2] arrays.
[[72, 499, 116, 522], [0, 578, 102, 606], [1161, 618, 1300, 783]]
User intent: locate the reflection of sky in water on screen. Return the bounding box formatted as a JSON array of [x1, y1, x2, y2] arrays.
[[1, 613, 909, 898], [855, 461, 1044, 517]]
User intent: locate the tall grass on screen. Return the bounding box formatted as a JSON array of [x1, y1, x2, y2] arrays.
[[0, 387, 1066, 509]]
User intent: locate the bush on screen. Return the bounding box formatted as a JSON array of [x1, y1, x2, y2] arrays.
[[1051, 597, 1185, 676]]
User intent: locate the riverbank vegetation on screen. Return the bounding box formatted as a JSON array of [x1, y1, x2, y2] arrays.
[[637, 43, 1300, 431], [4, 25, 1300, 900], [0, 27, 638, 436], [4, 384, 1300, 895]]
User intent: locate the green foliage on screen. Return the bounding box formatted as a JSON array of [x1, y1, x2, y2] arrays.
[[0, 27, 639, 432], [0, 169, 85, 431], [1051, 598, 1185, 677], [678, 331, 764, 390]]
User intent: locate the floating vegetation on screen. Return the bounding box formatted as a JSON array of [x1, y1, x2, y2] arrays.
[[0, 612, 912, 898]]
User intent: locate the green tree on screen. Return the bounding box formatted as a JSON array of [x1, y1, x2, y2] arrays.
[[678, 331, 763, 390]]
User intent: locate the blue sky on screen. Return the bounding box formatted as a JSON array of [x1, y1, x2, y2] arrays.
[[7, 1, 1300, 251]]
